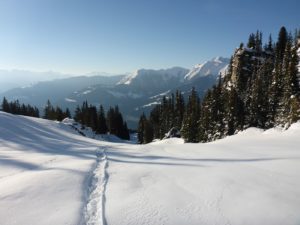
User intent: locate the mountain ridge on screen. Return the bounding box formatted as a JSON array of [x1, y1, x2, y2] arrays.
[[0, 57, 230, 128]]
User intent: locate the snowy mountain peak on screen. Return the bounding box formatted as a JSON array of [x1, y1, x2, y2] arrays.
[[117, 67, 189, 86], [184, 57, 230, 81], [212, 56, 228, 63]]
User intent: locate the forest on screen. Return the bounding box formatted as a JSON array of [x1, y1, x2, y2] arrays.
[[138, 27, 300, 143]]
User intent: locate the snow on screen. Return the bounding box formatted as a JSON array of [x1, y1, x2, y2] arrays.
[[1, 111, 300, 225], [184, 56, 230, 81], [107, 91, 143, 99], [117, 70, 139, 85], [79, 87, 96, 95], [104, 125, 300, 225], [149, 90, 171, 99], [84, 148, 108, 225], [243, 47, 255, 53], [141, 101, 160, 108], [65, 97, 77, 102], [0, 112, 108, 225], [83, 90, 92, 95], [117, 67, 188, 86], [219, 64, 229, 78]]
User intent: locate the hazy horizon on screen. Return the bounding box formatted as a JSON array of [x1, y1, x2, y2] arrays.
[[0, 0, 299, 92], [0, 69, 125, 93]]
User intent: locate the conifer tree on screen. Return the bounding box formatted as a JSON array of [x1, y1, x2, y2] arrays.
[[249, 67, 265, 127], [223, 89, 240, 135], [255, 30, 263, 52], [106, 107, 115, 134], [137, 113, 146, 144], [121, 122, 130, 140], [97, 105, 108, 134], [65, 108, 71, 118], [198, 89, 213, 142], [1, 97, 9, 112], [137, 26, 300, 143], [88, 106, 98, 131], [159, 97, 170, 138], [1, 97, 39, 118], [73, 102, 129, 139], [276, 26, 288, 61], [74, 105, 83, 125], [275, 33, 293, 124], [269, 27, 289, 125], [174, 90, 185, 129], [44, 100, 55, 120], [265, 34, 274, 52], [285, 37, 300, 124], [143, 119, 154, 144], [55, 106, 65, 121], [181, 88, 200, 142], [105, 106, 130, 140], [149, 105, 161, 139], [247, 33, 256, 49]]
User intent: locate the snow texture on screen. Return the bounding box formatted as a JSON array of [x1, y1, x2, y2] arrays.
[[184, 56, 230, 81], [104, 127, 300, 225], [1, 112, 300, 225], [141, 101, 160, 108], [84, 147, 108, 225], [149, 90, 171, 99], [0, 112, 107, 225], [65, 97, 77, 102]]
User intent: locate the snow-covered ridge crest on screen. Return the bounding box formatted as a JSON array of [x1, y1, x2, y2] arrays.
[[184, 56, 230, 81], [117, 57, 230, 86], [117, 67, 189, 85]]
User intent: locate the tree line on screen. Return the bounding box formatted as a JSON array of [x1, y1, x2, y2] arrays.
[[73, 101, 130, 140], [43, 100, 71, 121], [1, 97, 40, 117], [138, 26, 300, 144], [1, 98, 130, 140]]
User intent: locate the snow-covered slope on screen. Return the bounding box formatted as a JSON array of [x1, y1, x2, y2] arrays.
[[184, 56, 230, 81], [0, 112, 112, 225], [116, 67, 189, 96], [105, 125, 300, 225], [2, 103, 300, 225]]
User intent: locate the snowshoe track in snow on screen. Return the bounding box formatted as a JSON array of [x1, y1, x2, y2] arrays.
[[84, 146, 109, 225]]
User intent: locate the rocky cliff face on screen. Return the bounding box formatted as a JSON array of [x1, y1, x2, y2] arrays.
[[229, 46, 273, 90]]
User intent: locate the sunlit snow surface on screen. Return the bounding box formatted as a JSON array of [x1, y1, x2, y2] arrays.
[[1, 111, 300, 225]]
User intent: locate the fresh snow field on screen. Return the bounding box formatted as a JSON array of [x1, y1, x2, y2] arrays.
[[1, 111, 300, 225]]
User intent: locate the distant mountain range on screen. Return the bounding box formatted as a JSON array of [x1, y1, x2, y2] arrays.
[[0, 57, 229, 128], [0, 70, 73, 93]]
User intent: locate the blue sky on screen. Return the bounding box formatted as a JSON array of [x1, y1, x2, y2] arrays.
[[0, 0, 299, 75]]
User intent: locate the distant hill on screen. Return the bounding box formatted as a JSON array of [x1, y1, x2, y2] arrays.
[[0, 70, 73, 93], [1, 57, 229, 128]]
